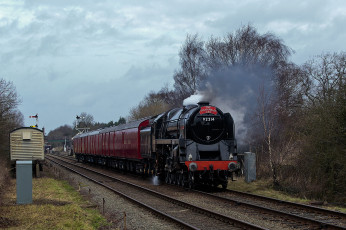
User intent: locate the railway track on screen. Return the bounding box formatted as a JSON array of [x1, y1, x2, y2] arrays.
[[46, 154, 264, 230], [191, 188, 346, 229], [220, 189, 346, 227], [47, 153, 346, 229]]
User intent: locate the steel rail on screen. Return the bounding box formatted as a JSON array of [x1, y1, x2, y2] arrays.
[[46, 155, 265, 230], [46, 157, 199, 230], [50, 153, 346, 229], [193, 188, 346, 230], [225, 188, 346, 219], [47, 155, 265, 229]]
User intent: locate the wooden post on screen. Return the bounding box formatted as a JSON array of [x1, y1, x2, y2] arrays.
[[124, 211, 126, 230], [102, 198, 105, 214], [35, 163, 40, 177]]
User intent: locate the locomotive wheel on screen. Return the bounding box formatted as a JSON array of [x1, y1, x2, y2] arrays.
[[168, 173, 173, 184], [172, 174, 177, 185], [176, 173, 181, 186], [172, 173, 175, 184], [173, 173, 177, 185], [188, 181, 194, 189], [222, 182, 228, 190], [181, 174, 186, 187], [188, 172, 195, 189], [165, 173, 169, 184], [176, 173, 180, 185]]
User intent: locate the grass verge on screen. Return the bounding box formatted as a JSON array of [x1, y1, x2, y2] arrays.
[[228, 177, 346, 213], [0, 177, 110, 230]]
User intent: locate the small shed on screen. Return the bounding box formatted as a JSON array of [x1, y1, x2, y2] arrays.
[[10, 127, 44, 161]]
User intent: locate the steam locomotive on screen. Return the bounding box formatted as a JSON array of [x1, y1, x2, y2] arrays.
[[73, 102, 239, 188]]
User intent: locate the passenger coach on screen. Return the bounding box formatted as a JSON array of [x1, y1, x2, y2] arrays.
[[73, 118, 152, 173]]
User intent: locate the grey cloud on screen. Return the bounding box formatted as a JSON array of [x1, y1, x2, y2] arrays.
[[1, 0, 345, 132], [124, 63, 172, 84], [145, 35, 177, 47]]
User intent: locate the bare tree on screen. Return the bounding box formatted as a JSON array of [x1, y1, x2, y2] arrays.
[[171, 25, 293, 107], [154, 84, 184, 108], [47, 125, 74, 140], [173, 34, 207, 100], [295, 52, 346, 201], [128, 91, 170, 121], [7, 110, 24, 129], [252, 52, 345, 200], [256, 86, 279, 185], [47, 125, 74, 147], [0, 79, 22, 126], [254, 82, 301, 187], [116, 117, 126, 125], [0, 78, 23, 162], [0, 78, 23, 136], [302, 52, 345, 104], [205, 24, 293, 71], [74, 112, 94, 128]]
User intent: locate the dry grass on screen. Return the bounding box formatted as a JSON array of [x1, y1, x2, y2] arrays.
[[0, 158, 11, 206], [0, 177, 110, 229], [228, 177, 346, 213]]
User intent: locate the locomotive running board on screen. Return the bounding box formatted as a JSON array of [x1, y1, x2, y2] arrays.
[[155, 139, 179, 145]]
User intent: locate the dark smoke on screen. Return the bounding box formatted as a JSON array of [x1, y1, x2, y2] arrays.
[[184, 63, 274, 144]]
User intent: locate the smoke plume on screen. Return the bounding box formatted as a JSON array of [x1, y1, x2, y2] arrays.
[[184, 63, 273, 144]]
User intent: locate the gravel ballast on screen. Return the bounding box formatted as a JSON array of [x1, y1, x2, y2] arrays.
[[46, 162, 182, 230]]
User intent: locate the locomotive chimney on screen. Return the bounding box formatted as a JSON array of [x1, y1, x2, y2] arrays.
[[197, 101, 209, 106]]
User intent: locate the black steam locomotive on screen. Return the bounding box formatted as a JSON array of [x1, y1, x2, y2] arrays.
[[73, 101, 239, 189]]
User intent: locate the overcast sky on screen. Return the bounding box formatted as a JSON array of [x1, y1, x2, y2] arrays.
[[1, 0, 345, 133]]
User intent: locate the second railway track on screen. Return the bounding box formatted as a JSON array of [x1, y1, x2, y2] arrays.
[[219, 189, 346, 228]]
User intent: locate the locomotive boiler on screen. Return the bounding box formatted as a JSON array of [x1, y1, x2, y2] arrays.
[[73, 101, 239, 189]]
